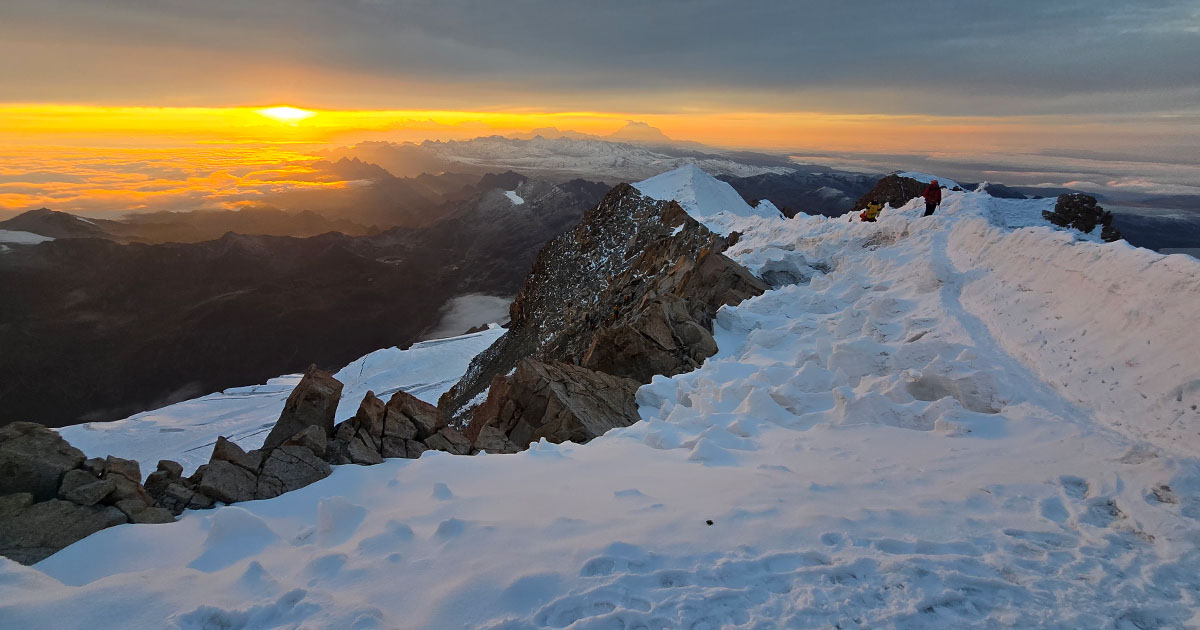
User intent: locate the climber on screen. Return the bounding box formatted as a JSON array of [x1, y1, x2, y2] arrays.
[[860, 202, 883, 223], [922, 180, 942, 216]]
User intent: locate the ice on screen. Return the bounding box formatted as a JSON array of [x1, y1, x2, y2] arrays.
[[503, 190, 524, 205], [8, 183, 1200, 629]]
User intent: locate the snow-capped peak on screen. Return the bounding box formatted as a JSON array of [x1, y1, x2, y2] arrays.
[[633, 163, 781, 234]]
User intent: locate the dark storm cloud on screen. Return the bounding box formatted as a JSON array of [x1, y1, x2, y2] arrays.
[[1, 0, 1197, 114]]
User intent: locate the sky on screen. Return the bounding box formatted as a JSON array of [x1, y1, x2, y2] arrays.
[[1, 0, 1197, 214]]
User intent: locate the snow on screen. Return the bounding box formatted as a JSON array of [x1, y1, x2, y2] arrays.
[[57, 325, 506, 476], [634, 164, 782, 234], [895, 171, 961, 189], [504, 190, 525, 205], [0, 229, 54, 244], [7, 186, 1200, 629]]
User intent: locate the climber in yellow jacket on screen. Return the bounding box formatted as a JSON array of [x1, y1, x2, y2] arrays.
[[860, 202, 883, 222]]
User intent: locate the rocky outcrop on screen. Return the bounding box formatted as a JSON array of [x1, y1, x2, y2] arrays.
[[851, 174, 927, 213], [467, 359, 641, 450], [262, 365, 343, 450], [1043, 193, 1123, 242], [439, 184, 766, 424], [0, 423, 172, 565], [0, 422, 86, 502]]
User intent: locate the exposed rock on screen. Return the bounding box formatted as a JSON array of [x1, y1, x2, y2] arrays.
[[283, 425, 328, 459], [1043, 193, 1123, 242], [328, 392, 386, 465], [197, 460, 258, 504], [144, 460, 184, 497], [405, 440, 428, 459], [114, 498, 175, 524], [0, 499, 126, 564], [440, 184, 756, 424], [58, 468, 100, 495], [81, 457, 107, 477], [157, 460, 184, 478], [0, 493, 34, 518], [61, 477, 116, 507], [471, 426, 521, 455], [0, 422, 86, 502], [851, 174, 927, 213], [469, 358, 641, 449], [262, 365, 344, 450], [211, 437, 262, 472], [424, 427, 472, 455], [104, 472, 154, 507], [154, 482, 209, 515], [255, 445, 332, 500], [126, 504, 175, 524], [387, 390, 442, 439], [104, 455, 142, 483]]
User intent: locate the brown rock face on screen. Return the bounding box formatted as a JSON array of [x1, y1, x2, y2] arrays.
[[0, 422, 87, 502], [468, 358, 641, 449], [440, 185, 764, 424], [262, 365, 344, 450], [851, 174, 926, 213]]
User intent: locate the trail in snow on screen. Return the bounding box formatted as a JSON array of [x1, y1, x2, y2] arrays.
[[5, 183, 1200, 629]]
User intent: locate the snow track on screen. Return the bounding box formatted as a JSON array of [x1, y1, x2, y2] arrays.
[[6, 187, 1200, 629]]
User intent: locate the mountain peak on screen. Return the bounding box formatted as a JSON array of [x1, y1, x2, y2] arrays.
[[607, 121, 674, 145], [633, 164, 783, 233]]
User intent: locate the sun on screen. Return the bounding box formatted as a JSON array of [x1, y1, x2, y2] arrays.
[[256, 106, 316, 124]]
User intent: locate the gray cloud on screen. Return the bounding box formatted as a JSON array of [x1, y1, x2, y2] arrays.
[[1, 0, 1198, 115]]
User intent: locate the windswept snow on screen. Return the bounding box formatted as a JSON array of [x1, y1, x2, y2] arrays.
[[504, 190, 525, 205], [634, 164, 782, 234], [0, 229, 54, 244], [7, 186, 1200, 629], [57, 326, 506, 475]]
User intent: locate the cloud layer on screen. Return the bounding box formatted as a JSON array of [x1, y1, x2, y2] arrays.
[[2, 1, 1198, 116]]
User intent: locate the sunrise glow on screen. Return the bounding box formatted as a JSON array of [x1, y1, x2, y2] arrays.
[[256, 106, 317, 124]]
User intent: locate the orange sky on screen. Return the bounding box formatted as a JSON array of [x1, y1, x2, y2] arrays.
[[2, 103, 1197, 215]]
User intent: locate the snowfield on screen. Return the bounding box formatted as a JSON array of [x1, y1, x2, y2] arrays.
[[58, 326, 506, 476], [0, 229, 54, 244], [5, 180, 1200, 629]]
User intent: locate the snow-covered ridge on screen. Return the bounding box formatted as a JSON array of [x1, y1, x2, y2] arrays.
[[8, 180, 1200, 629], [634, 164, 782, 234]]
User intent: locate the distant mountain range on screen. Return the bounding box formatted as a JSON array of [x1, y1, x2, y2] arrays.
[[0, 173, 608, 428]]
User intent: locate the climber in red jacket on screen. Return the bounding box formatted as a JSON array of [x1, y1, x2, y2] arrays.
[[922, 180, 942, 216]]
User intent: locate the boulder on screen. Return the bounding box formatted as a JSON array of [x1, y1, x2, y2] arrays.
[[283, 425, 327, 459], [197, 460, 258, 504], [114, 498, 174, 524], [144, 461, 183, 498], [262, 365, 344, 450], [81, 457, 107, 477], [61, 477, 116, 507], [255, 445, 331, 500], [210, 437, 262, 472], [0, 499, 127, 565], [469, 358, 640, 449], [851, 174, 927, 213], [424, 427, 472, 455], [154, 482, 210, 515], [471, 426, 521, 455], [386, 390, 443, 440], [104, 456, 142, 483], [104, 472, 154, 507], [0, 422, 86, 502], [327, 392, 385, 465], [405, 440, 429, 459]]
